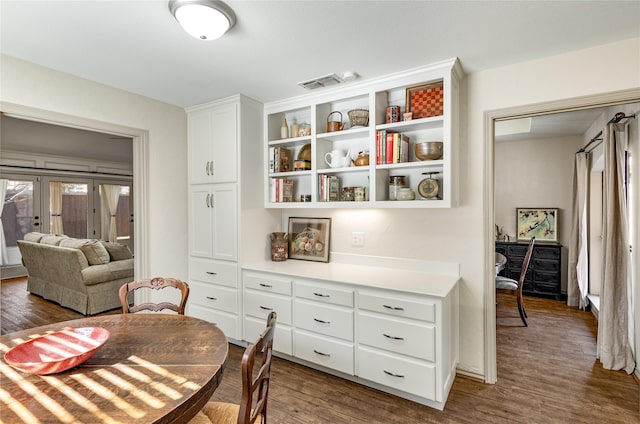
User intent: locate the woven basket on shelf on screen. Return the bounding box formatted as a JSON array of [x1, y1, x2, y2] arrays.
[[348, 109, 369, 127]]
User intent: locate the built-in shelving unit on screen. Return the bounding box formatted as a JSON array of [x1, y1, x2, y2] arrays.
[[264, 58, 462, 208]]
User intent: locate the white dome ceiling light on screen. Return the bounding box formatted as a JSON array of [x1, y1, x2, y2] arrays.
[[168, 0, 236, 41]]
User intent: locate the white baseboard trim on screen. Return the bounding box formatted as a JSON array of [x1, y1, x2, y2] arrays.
[[587, 294, 600, 320]]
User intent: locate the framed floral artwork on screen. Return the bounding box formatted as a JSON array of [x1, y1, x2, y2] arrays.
[[288, 217, 331, 262], [516, 208, 558, 242]]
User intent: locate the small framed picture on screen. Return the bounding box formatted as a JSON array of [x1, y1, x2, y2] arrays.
[[288, 217, 331, 262], [405, 81, 444, 119], [516, 208, 558, 242]]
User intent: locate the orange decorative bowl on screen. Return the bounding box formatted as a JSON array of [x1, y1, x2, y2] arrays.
[[4, 327, 109, 374]]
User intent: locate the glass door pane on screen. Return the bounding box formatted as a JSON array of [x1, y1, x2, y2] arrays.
[[54, 182, 89, 238], [1, 176, 41, 267], [98, 183, 133, 251]]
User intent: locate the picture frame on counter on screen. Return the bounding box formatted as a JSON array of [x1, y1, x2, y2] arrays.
[[288, 217, 331, 262], [516, 208, 558, 242]]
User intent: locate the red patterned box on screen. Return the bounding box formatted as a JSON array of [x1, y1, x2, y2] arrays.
[[405, 82, 444, 119]]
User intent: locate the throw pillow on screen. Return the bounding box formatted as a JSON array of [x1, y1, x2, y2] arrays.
[[40, 235, 68, 246], [100, 241, 133, 261], [24, 232, 46, 242], [80, 240, 111, 265]]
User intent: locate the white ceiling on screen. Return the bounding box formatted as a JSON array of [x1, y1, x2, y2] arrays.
[[1, 0, 639, 108]]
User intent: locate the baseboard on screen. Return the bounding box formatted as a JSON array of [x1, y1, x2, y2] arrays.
[[455, 369, 485, 383], [587, 294, 600, 320]]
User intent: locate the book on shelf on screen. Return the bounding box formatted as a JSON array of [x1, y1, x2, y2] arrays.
[[269, 178, 294, 202], [318, 174, 340, 202], [270, 147, 292, 173], [376, 130, 410, 164]]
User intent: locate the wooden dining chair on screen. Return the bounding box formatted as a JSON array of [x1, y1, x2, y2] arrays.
[[190, 311, 277, 424], [496, 237, 535, 326], [118, 277, 190, 314]]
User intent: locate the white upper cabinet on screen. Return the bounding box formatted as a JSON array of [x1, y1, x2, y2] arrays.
[[263, 58, 462, 208], [188, 102, 238, 184]]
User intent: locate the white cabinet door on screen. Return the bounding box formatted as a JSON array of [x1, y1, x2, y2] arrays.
[[189, 103, 238, 184], [189, 183, 237, 261]]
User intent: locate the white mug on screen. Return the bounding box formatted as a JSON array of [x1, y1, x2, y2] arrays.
[[324, 149, 345, 168]]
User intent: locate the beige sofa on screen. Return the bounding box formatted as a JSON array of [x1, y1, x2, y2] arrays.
[[17, 232, 134, 315]]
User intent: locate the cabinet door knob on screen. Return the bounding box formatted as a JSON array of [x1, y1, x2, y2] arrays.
[[206, 161, 211, 175]]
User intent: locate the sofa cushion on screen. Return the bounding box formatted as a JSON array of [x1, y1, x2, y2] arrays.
[[24, 232, 47, 242], [100, 241, 133, 261], [58, 238, 110, 265], [40, 235, 68, 246], [81, 258, 134, 285]]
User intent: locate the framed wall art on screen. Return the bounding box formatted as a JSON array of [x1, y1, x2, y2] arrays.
[[288, 217, 331, 262], [516, 208, 558, 242], [405, 81, 444, 119]]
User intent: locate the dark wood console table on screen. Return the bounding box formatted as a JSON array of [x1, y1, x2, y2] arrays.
[[495, 241, 562, 300]]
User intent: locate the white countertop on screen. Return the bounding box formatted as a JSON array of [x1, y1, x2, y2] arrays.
[[242, 259, 460, 298]]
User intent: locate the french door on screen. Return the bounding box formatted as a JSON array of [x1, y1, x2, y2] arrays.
[[1, 172, 133, 276]]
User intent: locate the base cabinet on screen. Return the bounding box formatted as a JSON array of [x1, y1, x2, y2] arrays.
[[241, 268, 458, 409]]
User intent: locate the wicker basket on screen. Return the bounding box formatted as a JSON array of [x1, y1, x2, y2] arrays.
[[348, 109, 369, 127]]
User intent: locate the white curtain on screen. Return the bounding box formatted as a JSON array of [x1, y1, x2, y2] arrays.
[[0, 179, 8, 265], [567, 152, 590, 309], [50, 181, 64, 235], [597, 121, 634, 373], [101, 184, 120, 242]]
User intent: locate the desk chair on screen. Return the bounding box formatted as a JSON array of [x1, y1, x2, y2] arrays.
[[118, 277, 190, 314], [496, 237, 535, 326], [191, 311, 277, 424]]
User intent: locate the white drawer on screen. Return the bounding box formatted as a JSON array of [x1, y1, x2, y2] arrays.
[[188, 303, 239, 340], [244, 315, 292, 355], [244, 289, 292, 325], [358, 346, 436, 401], [295, 280, 354, 307], [244, 272, 292, 295], [190, 258, 238, 288], [294, 299, 353, 341], [358, 311, 435, 361], [358, 291, 436, 323], [189, 281, 238, 314], [294, 330, 354, 375]]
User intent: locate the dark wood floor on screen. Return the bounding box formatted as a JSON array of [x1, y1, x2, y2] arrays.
[[1, 277, 638, 423]]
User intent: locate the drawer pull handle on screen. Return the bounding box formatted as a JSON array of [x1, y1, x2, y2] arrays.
[[206, 296, 217, 301], [383, 333, 404, 341], [383, 370, 405, 378], [382, 305, 404, 311], [259, 306, 273, 311], [206, 271, 217, 275], [313, 318, 330, 324], [313, 292, 330, 298], [259, 283, 273, 288], [313, 349, 330, 357]]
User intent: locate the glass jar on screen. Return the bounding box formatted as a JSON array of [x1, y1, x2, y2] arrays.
[[270, 232, 288, 261], [388, 175, 407, 200], [396, 187, 416, 201]]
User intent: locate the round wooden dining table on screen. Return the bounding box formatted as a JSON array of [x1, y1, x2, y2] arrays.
[[0, 314, 228, 423]]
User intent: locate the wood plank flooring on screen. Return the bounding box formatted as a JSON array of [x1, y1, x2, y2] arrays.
[[1, 277, 638, 423]]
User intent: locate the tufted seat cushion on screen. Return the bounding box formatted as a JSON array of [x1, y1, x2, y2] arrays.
[[495, 276, 518, 290]]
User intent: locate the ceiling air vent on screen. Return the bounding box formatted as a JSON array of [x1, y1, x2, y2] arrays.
[[298, 73, 344, 90]]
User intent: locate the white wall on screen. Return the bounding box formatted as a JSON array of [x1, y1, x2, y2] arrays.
[[0, 54, 189, 282], [1, 36, 639, 380], [494, 135, 582, 292]]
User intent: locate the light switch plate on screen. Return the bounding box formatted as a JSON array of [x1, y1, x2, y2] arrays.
[[351, 232, 364, 247]]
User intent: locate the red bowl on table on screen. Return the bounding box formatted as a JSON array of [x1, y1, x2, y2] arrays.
[[4, 327, 110, 375]]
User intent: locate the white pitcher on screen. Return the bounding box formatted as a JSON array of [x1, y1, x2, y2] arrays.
[[324, 149, 350, 168]]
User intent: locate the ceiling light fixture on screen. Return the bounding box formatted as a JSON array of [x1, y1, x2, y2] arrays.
[[169, 0, 236, 40]]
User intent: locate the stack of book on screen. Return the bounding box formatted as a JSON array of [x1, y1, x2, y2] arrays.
[[375, 130, 410, 164], [318, 174, 340, 202], [268, 147, 292, 173], [269, 178, 293, 202]]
